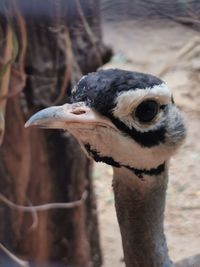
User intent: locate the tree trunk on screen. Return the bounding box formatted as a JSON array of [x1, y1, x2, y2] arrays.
[[0, 1, 112, 266]]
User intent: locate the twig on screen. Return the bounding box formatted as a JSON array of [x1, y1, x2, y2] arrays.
[[0, 25, 13, 145], [0, 242, 30, 267], [173, 16, 200, 26], [75, 0, 102, 66], [12, 0, 27, 78], [40, 26, 73, 107], [0, 2, 27, 102], [26, 199, 39, 232], [180, 205, 200, 210], [0, 191, 87, 212], [159, 36, 200, 77]]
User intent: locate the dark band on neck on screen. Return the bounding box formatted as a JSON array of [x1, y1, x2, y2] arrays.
[[124, 163, 165, 179], [84, 144, 165, 179]]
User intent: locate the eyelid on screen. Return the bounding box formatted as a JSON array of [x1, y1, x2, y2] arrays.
[[112, 92, 171, 123], [130, 95, 170, 111]]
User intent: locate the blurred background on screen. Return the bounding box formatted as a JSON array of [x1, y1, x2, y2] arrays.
[[0, 1, 199, 267]]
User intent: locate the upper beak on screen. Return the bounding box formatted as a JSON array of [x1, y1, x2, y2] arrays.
[[25, 103, 117, 131]]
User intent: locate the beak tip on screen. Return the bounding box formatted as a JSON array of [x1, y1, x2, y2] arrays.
[[24, 116, 39, 128], [24, 121, 30, 128], [24, 120, 35, 128]]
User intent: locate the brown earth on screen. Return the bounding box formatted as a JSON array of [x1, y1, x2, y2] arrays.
[[93, 19, 200, 267]]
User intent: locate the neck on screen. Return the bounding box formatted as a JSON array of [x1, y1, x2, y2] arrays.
[[113, 165, 172, 267]]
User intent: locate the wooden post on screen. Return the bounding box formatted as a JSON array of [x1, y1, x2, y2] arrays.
[[0, 1, 112, 266]]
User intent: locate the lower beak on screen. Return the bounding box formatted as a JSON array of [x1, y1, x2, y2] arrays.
[[25, 103, 117, 131]]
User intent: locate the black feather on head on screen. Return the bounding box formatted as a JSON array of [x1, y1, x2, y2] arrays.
[[72, 69, 163, 115], [72, 69, 166, 147]]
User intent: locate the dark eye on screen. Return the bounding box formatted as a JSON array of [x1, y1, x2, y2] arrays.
[[135, 100, 159, 123]]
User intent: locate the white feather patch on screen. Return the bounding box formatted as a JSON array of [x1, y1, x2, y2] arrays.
[[66, 124, 177, 170], [72, 75, 87, 93], [112, 83, 172, 132]]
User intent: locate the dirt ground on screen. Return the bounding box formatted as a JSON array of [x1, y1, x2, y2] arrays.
[[93, 19, 200, 266]]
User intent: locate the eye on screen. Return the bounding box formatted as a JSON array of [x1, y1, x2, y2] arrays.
[[134, 100, 159, 123]]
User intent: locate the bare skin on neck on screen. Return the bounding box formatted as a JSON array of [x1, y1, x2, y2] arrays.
[[113, 166, 172, 267]]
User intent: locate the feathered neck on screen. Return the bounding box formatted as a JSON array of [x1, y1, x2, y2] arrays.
[[112, 166, 172, 267]]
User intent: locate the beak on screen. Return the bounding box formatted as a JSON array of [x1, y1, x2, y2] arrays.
[[25, 103, 117, 131]]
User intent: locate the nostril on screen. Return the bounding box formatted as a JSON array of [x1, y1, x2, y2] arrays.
[[71, 109, 86, 115]]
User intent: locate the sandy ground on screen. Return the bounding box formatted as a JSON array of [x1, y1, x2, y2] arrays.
[[93, 19, 200, 266]]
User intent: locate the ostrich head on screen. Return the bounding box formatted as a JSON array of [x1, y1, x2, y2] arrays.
[[25, 69, 186, 179]]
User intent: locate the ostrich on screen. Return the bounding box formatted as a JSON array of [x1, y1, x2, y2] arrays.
[[26, 69, 194, 267]]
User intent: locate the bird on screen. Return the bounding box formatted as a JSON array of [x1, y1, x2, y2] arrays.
[[25, 68, 191, 267]]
